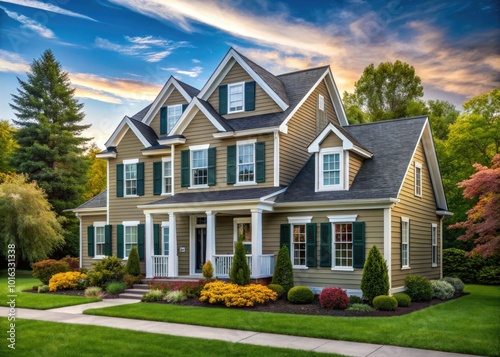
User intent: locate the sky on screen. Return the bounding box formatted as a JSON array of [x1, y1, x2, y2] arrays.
[[0, 0, 499, 148]]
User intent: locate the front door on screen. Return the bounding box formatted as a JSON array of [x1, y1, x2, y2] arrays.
[[195, 227, 207, 273]]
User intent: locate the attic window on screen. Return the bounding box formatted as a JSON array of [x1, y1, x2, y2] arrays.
[[228, 82, 244, 113], [415, 162, 422, 197], [318, 147, 344, 191], [318, 94, 325, 111]]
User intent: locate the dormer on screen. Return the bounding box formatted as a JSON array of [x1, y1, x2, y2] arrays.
[[308, 123, 372, 192]]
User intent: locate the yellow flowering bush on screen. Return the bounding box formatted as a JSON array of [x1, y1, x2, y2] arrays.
[[199, 281, 277, 307], [49, 271, 88, 291]]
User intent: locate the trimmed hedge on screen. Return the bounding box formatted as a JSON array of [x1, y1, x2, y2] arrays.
[[125, 247, 141, 276], [288, 286, 314, 304], [319, 287, 349, 310], [32, 259, 70, 285], [271, 245, 294, 295], [404, 275, 433, 302], [267, 284, 285, 299], [393, 293, 411, 307], [360, 245, 389, 303], [373, 295, 398, 311]]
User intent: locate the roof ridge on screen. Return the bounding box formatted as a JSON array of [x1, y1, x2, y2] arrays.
[[277, 65, 330, 77], [347, 116, 428, 127]]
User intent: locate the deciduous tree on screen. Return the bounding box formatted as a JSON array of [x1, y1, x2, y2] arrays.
[[84, 142, 107, 200], [0, 120, 18, 173]]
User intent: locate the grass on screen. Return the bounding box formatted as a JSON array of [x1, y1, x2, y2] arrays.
[[0, 271, 100, 309], [85, 285, 500, 357], [0, 318, 340, 357]]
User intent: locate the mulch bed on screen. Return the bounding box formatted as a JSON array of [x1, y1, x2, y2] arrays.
[[23, 288, 120, 299]]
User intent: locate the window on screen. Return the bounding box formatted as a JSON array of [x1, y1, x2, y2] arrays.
[[228, 82, 244, 113], [163, 225, 170, 256], [401, 217, 410, 268], [125, 225, 138, 258], [415, 162, 422, 197], [238, 142, 255, 183], [167, 104, 182, 133], [192, 149, 208, 186], [95, 226, 105, 256], [234, 218, 252, 254], [334, 223, 353, 268], [163, 160, 172, 194], [318, 94, 325, 111], [319, 148, 343, 191], [432, 223, 438, 267], [292, 224, 306, 267], [125, 163, 137, 196]]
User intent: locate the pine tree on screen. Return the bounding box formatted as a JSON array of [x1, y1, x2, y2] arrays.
[[125, 247, 141, 276], [271, 245, 294, 294], [10, 50, 91, 257], [230, 239, 250, 285], [360, 245, 389, 303]]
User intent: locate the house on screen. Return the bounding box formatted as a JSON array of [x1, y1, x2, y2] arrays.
[[71, 48, 452, 295]]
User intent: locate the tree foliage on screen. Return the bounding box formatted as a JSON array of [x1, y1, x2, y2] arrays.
[[84, 142, 107, 200], [0, 173, 64, 265], [427, 100, 460, 141], [0, 120, 18, 173], [230, 239, 250, 285], [360, 245, 389, 303], [449, 154, 500, 257]]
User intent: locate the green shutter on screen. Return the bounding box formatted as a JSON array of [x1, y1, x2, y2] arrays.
[[182, 103, 188, 112], [138, 224, 145, 260], [352, 222, 366, 269], [117, 224, 124, 258], [153, 161, 162, 195], [219, 85, 228, 115], [306, 223, 317, 268], [255, 142, 265, 183], [87, 226, 94, 257], [279, 224, 291, 252], [181, 150, 190, 187], [208, 147, 216, 186], [227, 145, 236, 184], [137, 162, 144, 196], [245, 81, 256, 111], [116, 164, 124, 197], [320, 223, 332, 267], [104, 225, 112, 256], [160, 107, 167, 135], [153, 224, 160, 255]]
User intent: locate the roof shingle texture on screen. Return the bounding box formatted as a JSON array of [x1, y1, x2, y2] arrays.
[[75, 190, 107, 209]]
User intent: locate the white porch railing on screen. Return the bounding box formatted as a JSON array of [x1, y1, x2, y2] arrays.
[[152, 255, 169, 277], [213, 254, 274, 277]]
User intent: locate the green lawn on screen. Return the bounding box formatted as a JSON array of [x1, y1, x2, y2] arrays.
[[0, 318, 340, 357], [0, 271, 100, 309], [85, 284, 500, 357]]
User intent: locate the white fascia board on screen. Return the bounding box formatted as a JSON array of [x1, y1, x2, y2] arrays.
[[274, 197, 399, 211], [139, 200, 275, 213], [352, 146, 373, 159], [141, 148, 171, 156], [324, 69, 349, 127], [212, 126, 279, 138], [104, 116, 128, 147], [260, 187, 287, 202], [170, 97, 226, 135], [308, 123, 355, 153], [158, 137, 186, 146], [124, 117, 151, 148], [70, 207, 107, 214], [280, 68, 328, 133], [96, 152, 117, 159]]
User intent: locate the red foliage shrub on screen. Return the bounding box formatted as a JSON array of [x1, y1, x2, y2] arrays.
[[147, 279, 205, 298], [60, 256, 80, 271], [319, 287, 349, 310], [32, 259, 70, 285]]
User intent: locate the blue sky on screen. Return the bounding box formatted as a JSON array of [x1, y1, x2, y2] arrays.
[[0, 0, 498, 147]]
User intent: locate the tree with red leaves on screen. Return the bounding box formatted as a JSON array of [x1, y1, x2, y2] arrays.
[[450, 154, 500, 257]]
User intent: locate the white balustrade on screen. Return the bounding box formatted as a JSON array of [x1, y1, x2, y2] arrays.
[[152, 255, 169, 277], [213, 254, 273, 278]]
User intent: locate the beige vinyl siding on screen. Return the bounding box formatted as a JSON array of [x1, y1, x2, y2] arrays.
[[279, 80, 341, 186], [80, 213, 107, 270], [149, 89, 189, 135], [208, 62, 281, 118], [349, 152, 364, 187], [319, 131, 343, 148], [174, 110, 275, 193], [391, 141, 441, 288], [176, 215, 190, 276]]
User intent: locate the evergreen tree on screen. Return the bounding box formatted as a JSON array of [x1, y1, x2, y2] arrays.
[[230, 239, 250, 285], [360, 245, 389, 303], [10, 50, 91, 257], [125, 247, 141, 276], [271, 245, 294, 294]]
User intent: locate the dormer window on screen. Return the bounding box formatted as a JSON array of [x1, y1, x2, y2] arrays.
[[160, 104, 187, 135], [318, 148, 344, 191], [228, 82, 244, 113], [218, 81, 255, 115]]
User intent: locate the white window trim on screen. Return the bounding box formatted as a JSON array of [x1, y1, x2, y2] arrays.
[[233, 218, 252, 254], [332, 221, 355, 271], [189, 144, 210, 188], [318, 94, 325, 111], [93, 221, 106, 259], [122, 221, 140, 260], [415, 161, 422, 197], [162, 157, 173, 195], [228, 82, 245, 114], [401, 217, 410, 269], [161, 221, 170, 256], [288, 216, 313, 224], [318, 147, 344, 191], [328, 215, 357, 223], [167, 104, 183, 134], [431, 223, 438, 267], [235, 139, 257, 185], [290, 223, 308, 269], [123, 158, 139, 197]]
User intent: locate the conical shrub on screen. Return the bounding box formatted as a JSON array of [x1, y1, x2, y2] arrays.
[[271, 245, 294, 294], [125, 247, 141, 276], [360, 245, 389, 303], [230, 239, 250, 285]]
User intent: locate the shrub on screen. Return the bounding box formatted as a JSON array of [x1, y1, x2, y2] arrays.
[[349, 295, 362, 305], [443, 248, 487, 283], [106, 282, 127, 295], [163, 290, 187, 303], [60, 256, 80, 271], [147, 280, 205, 298], [361, 245, 389, 303], [393, 293, 411, 307], [431, 280, 455, 300], [478, 266, 500, 285], [347, 303, 375, 312], [49, 272, 87, 291], [267, 284, 285, 299], [32, 259, 70, 285], [123, 273, 143, 287], [288, 286, 314, 304], [404, 275, 433, 302], [85, 286, 105, 298], [38, 285, 49, 293], [230, 239, 251, 285], [319, 287, 349, 309], [202, 260, 214, 280], [271, 245, 294, 295], [142, 289, 164, 302], [441, 277, 465, 292], [373, 295, 398, 311], [125, 247, 141, 276], [200, 281, 277, 307], [87, 256, 124, 287]]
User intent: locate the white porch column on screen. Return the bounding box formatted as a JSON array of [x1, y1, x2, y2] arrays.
[[168, 212, 178, 277], [251, 209, 263, 277], [206, 211, 216, 264], [145, 213, 153, 278]]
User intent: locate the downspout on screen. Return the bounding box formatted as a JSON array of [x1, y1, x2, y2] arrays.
[[76, 213, 82, 269], [440, 216, 444, 279]]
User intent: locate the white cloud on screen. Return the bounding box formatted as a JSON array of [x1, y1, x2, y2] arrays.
[[0, 5, 55, 38], [163, 66, 202, 78], [0, 49, 30, 73], [0, 0, 96, 21]]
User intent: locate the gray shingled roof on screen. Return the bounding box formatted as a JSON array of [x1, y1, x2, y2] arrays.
[[131, 104, 152, 121], [75, 190, 107, 209], [196, 99, 234, 132], [129, 118, 159, 146], [146, 186, 284, 205], [177, 80, 200, 98], [276, 117, 428, 203]]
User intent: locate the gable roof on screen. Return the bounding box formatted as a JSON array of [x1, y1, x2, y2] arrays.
[[131, 103, 152, 121], [72, 190, 107, 212], [277, 116, 448, 211], [104, 116, 158, 148], [308, 122, 372, 157]]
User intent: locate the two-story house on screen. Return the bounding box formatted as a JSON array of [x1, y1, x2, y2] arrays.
[[71, 48, 452, 294]]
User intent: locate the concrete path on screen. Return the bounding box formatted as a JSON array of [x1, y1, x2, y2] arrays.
[[0, 304, 481, 357]]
